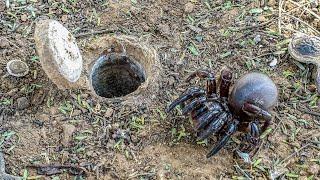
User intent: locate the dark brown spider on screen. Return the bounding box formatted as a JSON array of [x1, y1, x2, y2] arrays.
[[166, 68, 278, 158]]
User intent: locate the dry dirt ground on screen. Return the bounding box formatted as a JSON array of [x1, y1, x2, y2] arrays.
[[0, 0, 320, 179]]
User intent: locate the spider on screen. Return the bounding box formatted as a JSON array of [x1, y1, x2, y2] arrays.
[[166, 68, 278, 158]]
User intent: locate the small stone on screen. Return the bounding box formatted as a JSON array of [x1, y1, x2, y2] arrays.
[[61, 15, 68, 22], [308, 164, 319, 175], [16, 97, 30, 110], [40, 128, 47, 139], [310, 0, 318, 8], [0, 1, 5, 11], [105, 108, 114, 118], [187, 25, 203, 33], [6, 60, 29, 77], [268, 0, 276, 6], [0, 39, 10, 48], [308, 84, 317, 92], [21, 14, 28, 22], [253, 34, 261, 44], [184, 2, 195, 13], [157, 24, 171, 36], [54, 115, 67, 121], [38, 113, 50, 121], [61, 151, 69, 164], [269, 57, 278, 67], [6, 88, 18, 96], [49, 106, 60, 115], [168, 76, 175, 86], [111, 123, 120, 130], [61, 124, 76, 147], [31, 90, 45, 105], [257, 15, 267, 22], [72, 109, 82, 116], [142, 22, 150, 31]]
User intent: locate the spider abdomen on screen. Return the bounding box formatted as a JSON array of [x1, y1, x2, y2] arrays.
[[229, 72, 278, 116]]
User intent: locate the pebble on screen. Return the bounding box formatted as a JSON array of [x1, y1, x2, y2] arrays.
[[31, 90, 45, 105], [257, 15, 268, 22], [6, 60, 29, 77], [253, 34, 261, 44], [308, 84, 317, 92], [38, 113, 50, 121], [61, 124, 76, 147], [72, 109, 82, 117], [310, 0, 318, 8], [16, 97, 30, 110], [49, 106, 60, 115], [269, 57, 278, 67], [157, 24, 171, 36], [61, 15, 68, 22], [184, 2, 195, 13], [0, 39, 10, 48], [6, 88, 19, 96], [105, 108, 114, 118], [21, 14, 28, 22], [308, 164, 319, 175]]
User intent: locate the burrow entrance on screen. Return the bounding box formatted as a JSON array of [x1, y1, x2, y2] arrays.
[[90, 53, 146, 98], [86, 35, 160, 104]]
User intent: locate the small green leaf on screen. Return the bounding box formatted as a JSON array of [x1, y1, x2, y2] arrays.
[[260, 128, 273, 139], [283, 70, 294, 78], [188, 44, 199, 56], [253, 158, 262, 167], [187, 15, 195, 24], [131, 0, 137, 4], [286, 173, 299, 178], [222, 1, 232, 10], [156, 108, 166, 120], [249, 8, 263, 14], [52, 176, 60, 180], [23, 169, 28, 180], [2, 131, 15, 140], [31, 56, 39, 62], [74, 135, 87, 141], [0, 98, 12, 105], [220, 51, 232, 58]]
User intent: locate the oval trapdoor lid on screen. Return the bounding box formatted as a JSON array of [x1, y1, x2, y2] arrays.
[[34, 19, 83, 89]]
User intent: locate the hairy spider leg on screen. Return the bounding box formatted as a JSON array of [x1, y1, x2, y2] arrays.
[[219, 67, 233, 98], [242, 102, 272, 121], [195, 103, 223, 130], [182, 96, 207, 115], [186, 70, 217, 97], [166, 87, 205, 112], [197, 112, 231, 141], [207, 119, 239, 158]]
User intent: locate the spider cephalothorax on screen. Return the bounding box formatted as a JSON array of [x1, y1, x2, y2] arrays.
[[166, 68, 278, 158]]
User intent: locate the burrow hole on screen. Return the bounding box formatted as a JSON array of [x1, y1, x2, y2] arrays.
[[90, 53, 146, 98]]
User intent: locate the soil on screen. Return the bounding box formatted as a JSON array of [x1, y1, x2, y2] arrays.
[[0, 0, 319, 179]]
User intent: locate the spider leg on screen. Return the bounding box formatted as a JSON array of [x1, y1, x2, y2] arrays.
[[186, 70, 217, 97], [195, 111, 221, 130], [195, 103, 223, 130], [166, 87, 205, 112], [240, 121, 261, 155], [249, 121, 260, 138], [261, 118, 271, 134], [242, 102, 272, 121], [197, 112, 230, 141], [196, 111, 222, 129], [207, 119, 239, 158], [219, 67, 233, 98], [182, 96, 207, 115], [192, 105, 208, 119], [192, 97, 220, 119]]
